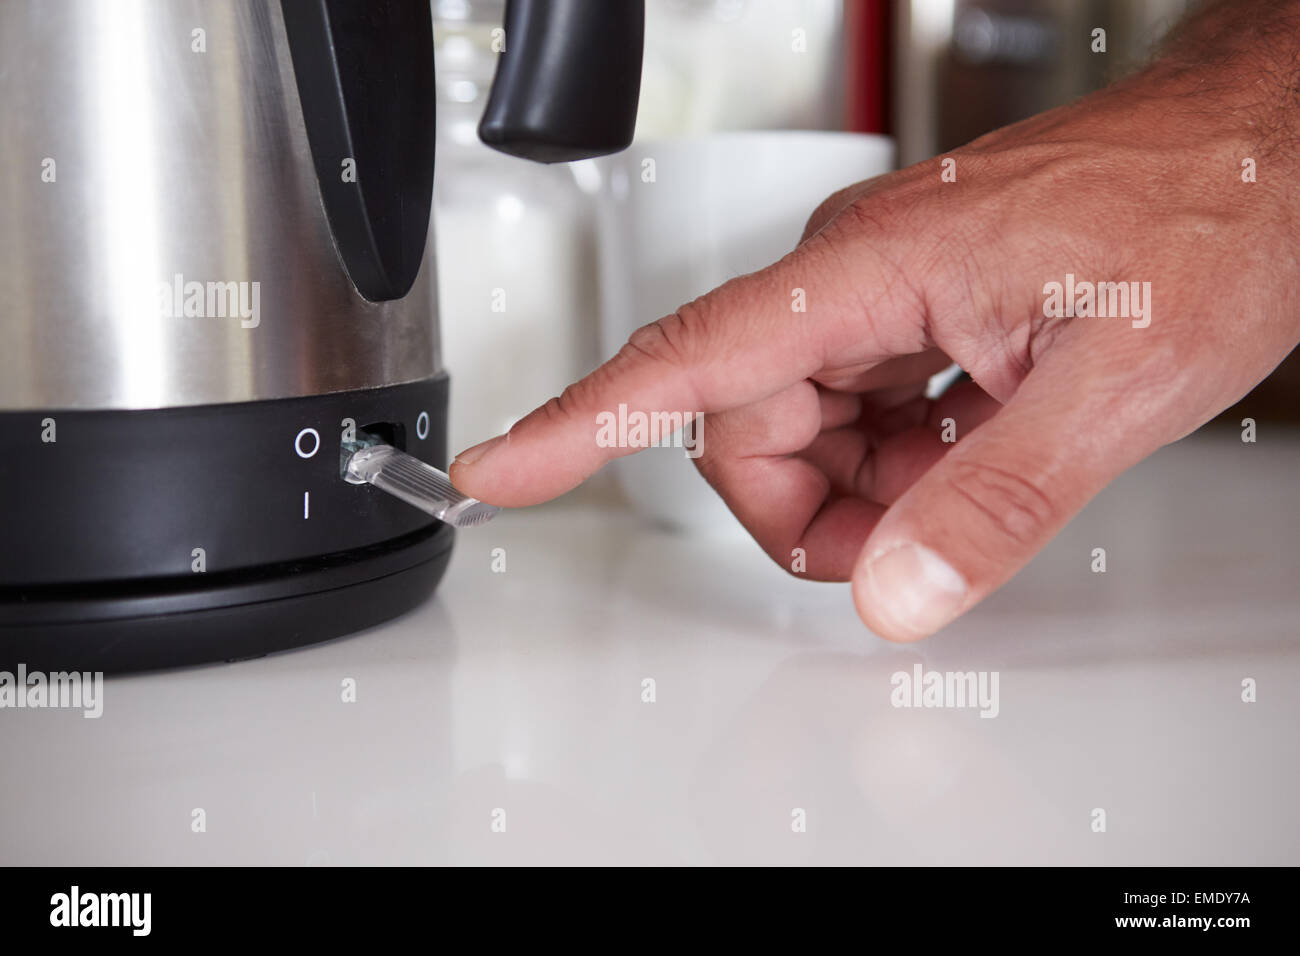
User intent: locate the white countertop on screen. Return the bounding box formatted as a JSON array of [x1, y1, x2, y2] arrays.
[[2, 430, 1297, 865]]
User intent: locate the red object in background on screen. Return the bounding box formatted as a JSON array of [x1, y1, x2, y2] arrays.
[[845, 0, 892, 134]]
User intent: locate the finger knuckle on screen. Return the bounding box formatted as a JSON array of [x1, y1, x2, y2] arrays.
[[624, 301, 712, 370], [803, 192, 850, 241], [536, 390, 580, 426], [543, 366, 618, 424], [944, 459, 1056, 551], [840, 194, 894, 233]]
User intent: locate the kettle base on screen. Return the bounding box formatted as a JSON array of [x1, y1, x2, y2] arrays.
[[0, 375, 454, 672], [0, 521, 454, 674]]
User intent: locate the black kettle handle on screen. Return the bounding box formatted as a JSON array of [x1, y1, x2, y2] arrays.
[[478, 0, 645, 163], [281, 0, 437, 302]]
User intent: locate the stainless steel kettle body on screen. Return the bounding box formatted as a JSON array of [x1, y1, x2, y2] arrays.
[[0, 0, 643, 670], [0, 1, 440, 412]]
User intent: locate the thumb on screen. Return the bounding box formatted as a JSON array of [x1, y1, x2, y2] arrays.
[[851, 347, 1170, 641]]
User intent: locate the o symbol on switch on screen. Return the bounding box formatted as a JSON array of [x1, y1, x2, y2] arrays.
[[416, 411, 430, 441], [295, 427, 321, 459]]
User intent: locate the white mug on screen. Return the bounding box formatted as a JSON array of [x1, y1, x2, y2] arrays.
[[593, 131, 896, 534]]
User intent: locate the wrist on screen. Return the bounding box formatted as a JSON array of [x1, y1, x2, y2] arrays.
[[1141, 1, 1300, 162], [1095, 6, 1300, 228]]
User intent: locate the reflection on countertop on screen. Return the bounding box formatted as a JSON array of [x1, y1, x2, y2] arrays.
[[1, 429, 1297, 865]]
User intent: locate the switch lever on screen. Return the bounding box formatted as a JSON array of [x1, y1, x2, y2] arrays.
[[344, 443, 499, 528]]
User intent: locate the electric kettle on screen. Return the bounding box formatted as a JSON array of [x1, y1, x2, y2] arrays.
[[0, 0, 643, 670]]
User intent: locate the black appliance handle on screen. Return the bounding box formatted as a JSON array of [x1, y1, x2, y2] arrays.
[[281, 0, 437, 302], [478, 0, 645, 163]]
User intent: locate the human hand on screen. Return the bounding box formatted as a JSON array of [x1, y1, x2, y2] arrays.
[[451, 8, 1300, 640]]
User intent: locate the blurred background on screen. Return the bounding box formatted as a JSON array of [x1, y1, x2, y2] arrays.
[[431, 0, 1293, 527], [3, 2, 1291, 870]]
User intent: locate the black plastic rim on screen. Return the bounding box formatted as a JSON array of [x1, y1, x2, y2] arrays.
[[0, 377, 454, 672], [0, 521, 454, 674]]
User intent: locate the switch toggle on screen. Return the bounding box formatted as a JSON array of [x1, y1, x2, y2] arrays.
[[344, 443, 499, 528]]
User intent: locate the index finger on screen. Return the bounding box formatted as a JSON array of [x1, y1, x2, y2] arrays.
[[449, 217, 923, 507]]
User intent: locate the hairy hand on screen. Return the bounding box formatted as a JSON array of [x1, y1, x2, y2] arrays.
[[451, 11, 1300, 640]]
